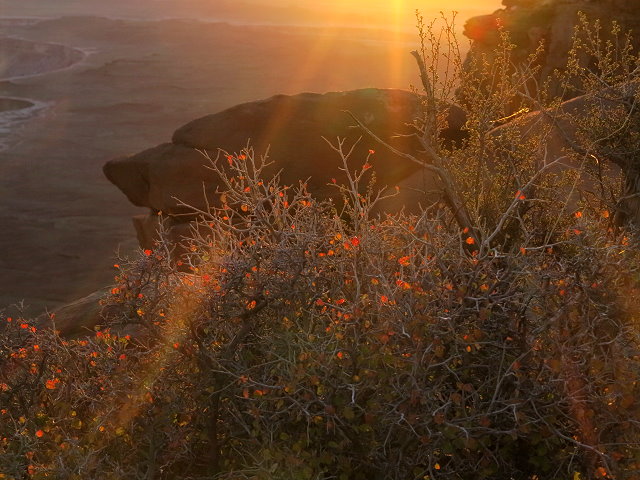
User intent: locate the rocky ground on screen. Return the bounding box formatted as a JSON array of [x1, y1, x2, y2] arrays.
[[0, 15, 431, 315]]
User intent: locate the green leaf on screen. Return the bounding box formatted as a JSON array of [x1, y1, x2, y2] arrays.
[[342, 406, 355, 420]]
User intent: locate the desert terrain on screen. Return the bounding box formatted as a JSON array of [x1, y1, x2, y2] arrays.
[[0, 12, 465, 315]]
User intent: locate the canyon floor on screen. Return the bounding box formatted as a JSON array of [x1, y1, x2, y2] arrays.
[[0, 14, 443, 315]]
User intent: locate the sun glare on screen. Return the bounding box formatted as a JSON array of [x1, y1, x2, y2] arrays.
[[390, 0, 407, 87], [294, 0, 501, 30]]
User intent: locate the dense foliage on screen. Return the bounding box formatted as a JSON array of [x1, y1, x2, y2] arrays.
[[2, 13, 640, 480]]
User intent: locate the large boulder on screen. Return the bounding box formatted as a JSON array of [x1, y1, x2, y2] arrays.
[[105, 88, 467, 246]]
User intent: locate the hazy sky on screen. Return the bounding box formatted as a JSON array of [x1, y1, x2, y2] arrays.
[[0, 0, 504, 29], [284, 0, 504, 30], [303, 0, 502, 13]]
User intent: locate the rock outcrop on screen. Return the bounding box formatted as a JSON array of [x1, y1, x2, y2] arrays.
[[463, 0, 640, 101], [461, 1, 640, 226], [104, 88, 466, 249]]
